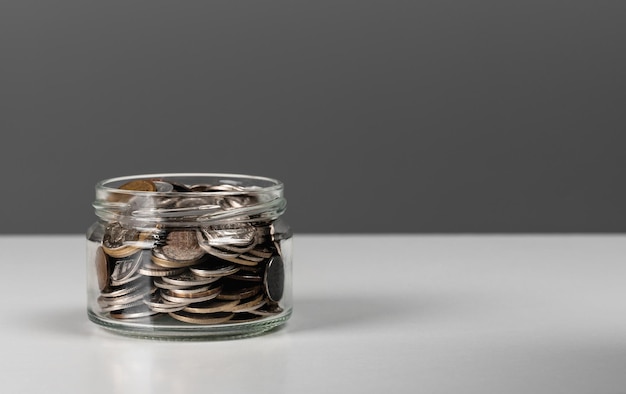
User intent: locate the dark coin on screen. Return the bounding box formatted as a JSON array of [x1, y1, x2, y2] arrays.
[[248, 246, 274, 259], [249, 303, 284, 317], [230, 312, 263, 323], [168, 181, 193, 192], [110, 304, 159, 319], [229, 270, 262, 282], [264, 255, 285, 302], [216, 281, 261, 301]]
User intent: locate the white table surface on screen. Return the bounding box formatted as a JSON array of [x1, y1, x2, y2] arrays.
[[1, 234, 625, 393]]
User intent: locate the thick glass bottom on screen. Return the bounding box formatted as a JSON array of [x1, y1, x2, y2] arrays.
[[87, 308, 292, 341]]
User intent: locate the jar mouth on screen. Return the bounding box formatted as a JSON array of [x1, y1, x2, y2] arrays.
[[96, 173, 284, 197], [93, 173, 286, 227]]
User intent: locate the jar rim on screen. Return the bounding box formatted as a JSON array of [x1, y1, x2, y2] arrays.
[[96, 173, 284, 196]]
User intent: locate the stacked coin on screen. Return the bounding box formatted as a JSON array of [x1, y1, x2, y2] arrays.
[[95, 178, 286, 324]]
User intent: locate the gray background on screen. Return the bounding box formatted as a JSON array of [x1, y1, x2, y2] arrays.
[[1, 1, 625, 234]]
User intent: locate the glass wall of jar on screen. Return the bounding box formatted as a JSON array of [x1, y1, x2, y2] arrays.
[[86, 173, 292, 340]]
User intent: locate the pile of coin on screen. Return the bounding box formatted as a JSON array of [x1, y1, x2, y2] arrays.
[[94, 178, 286, 324]]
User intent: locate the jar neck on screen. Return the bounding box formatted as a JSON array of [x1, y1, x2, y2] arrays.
[[92, 174, 287, 229]]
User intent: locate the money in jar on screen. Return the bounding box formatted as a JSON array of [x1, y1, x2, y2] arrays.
[[86, 173, 292, 340]]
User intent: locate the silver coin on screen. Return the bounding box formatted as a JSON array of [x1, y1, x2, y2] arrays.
[[264, 255, 285, 302], [161, 284, 222, 303], [160, 271, 221, 287], [198, 223, 256, 247], [197, 243, 239, 260], [235, 252, 264, 263], [101, 299, 146, 313], [153, 277, 188, 290], [153, 181, 174, 192], [100, 280, 150, 298], [167, 284, 213, 297], [189, 258, 240, 278], [161, 290, 220, 304], [98, 286, 156, 308], [143, 292, 189, 312], [138, 261, 187, 277], [109, 250, 147, 286]]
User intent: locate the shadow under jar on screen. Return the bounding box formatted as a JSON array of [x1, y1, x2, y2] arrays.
[[86, 173, 293, 340]]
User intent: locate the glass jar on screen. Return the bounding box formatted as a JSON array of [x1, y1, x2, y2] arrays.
[[86, 173, 292, 340]]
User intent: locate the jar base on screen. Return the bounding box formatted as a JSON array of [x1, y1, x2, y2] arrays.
[[87, 308, 292, 341]]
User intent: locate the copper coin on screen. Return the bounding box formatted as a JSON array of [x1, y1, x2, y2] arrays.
[[183, 299, 240, 314], [95, 246, 110, 291], [118, 179, 157, 192], [231, 294, 266, 313], [161, 230, 205, 262], [168, 311, 234, 325]]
